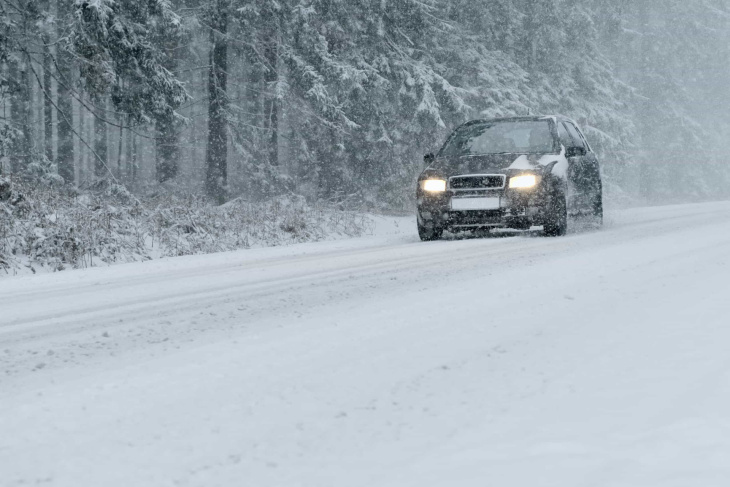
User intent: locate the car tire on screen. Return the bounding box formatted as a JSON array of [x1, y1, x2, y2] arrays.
[[418, 223, 443, 241], [592, 192, 604, 227], [543, 192, 568, 237]]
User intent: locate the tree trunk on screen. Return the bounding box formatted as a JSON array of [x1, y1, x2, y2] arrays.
[[156, 114, 178, 183], [156, 33, 180, 183], [263, 14, 279, 168], [116, 123, 123, 181], [43, 37, 53, 163], [20, 59, 32, 171], [125, 118, 133, 182], [131, 132, 138, 185], [8, 56, 32, 174], [205, 0, 229, 203], [93, 98, 108, 178], [56, 0, 75, 184], [78, 100, 86, 183]]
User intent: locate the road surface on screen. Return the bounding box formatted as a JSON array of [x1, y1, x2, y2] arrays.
[[2, 202, 730, 486]]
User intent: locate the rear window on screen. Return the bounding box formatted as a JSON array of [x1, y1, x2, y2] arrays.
[[440, 120, 556, 157]]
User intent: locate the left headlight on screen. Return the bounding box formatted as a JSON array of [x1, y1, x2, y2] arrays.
[[509, 175, 537, 189], [420, 179, 447, 193]]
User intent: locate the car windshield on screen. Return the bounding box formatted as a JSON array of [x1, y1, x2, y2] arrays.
[[439, 120, 556, 157]]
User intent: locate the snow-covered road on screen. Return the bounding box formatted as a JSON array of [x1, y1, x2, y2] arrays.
[[2, 202, 730, 487]]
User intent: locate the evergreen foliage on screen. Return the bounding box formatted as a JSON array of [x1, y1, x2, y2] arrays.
[[0, 0, 728, 206]]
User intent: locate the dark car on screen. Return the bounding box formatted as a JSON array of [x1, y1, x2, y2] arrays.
[[416, 116, 602, 240]]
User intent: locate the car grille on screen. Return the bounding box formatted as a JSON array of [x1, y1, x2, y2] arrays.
[[449, 174, 505, 190]]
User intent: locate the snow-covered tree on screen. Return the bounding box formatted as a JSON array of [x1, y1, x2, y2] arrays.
[[1, 0, 728, 204], [73, 0, 189, 181]]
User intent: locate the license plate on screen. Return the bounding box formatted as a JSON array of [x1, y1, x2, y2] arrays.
[[451, 197, 500, 211]]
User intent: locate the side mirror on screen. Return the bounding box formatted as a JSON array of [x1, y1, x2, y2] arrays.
[[424, 153, 435, 165], [565, 146, 586, 158]]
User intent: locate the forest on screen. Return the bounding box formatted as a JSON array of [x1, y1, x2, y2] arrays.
[[1, 0, 730, 272]]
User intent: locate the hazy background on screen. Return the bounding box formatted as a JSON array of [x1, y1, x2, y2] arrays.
[[2, 0, 729, 209]]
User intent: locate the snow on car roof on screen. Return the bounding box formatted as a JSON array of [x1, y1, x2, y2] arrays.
[[465, 115, 572, 124], [457, 115, 584, 132]]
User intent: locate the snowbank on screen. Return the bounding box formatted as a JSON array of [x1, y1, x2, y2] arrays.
[[0, 179, 375, 276]]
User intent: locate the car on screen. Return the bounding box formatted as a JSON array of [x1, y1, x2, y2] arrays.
[[416, 116, 603, 240]]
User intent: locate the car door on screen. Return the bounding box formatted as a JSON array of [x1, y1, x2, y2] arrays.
[[556, 121, 584, 212], [562, 121, 593, 214], [565, 121, 601, 214]]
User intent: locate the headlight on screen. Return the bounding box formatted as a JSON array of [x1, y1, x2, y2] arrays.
[[420, 179, 447, 193], [509, 175, 537, 189]]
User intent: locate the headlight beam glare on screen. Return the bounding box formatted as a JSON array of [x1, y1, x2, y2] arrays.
[[421, 179, 447, 192], [509, 175, 537, 189]]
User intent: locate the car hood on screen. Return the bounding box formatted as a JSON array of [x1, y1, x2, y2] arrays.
[[430, 153, 562, 177]]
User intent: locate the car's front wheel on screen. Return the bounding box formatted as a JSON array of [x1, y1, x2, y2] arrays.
[[542, 192, 568, 237], [418, 223, 443, 241]]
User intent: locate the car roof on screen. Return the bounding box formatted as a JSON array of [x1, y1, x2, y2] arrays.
[[461, 115, 577, 126]]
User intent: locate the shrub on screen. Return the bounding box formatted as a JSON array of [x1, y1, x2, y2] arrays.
[[0, 179, 374, 276]]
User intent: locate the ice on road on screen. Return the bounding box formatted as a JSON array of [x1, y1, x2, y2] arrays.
[[2, 202, 730, 486]]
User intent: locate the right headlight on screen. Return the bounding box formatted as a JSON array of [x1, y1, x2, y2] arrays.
[[420, 179, 447, 193], [509, 175, 537, 189]]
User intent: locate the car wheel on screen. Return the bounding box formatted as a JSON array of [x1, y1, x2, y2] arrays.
[[543, 192, 567, 237], [592, 192, 604, 227], [418, 223, 443, 241]]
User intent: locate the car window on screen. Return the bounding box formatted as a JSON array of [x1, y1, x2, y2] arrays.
[[439, 120, 557, 157], [571, 123, 592, 151], [557, 122, 572, 148], [563, 122, 586, 149]]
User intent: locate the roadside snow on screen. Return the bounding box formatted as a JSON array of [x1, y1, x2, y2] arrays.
[[2, 202, 730, 487], [1, 184, 389, 277]]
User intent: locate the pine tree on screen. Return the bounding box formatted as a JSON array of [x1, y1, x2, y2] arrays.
[[74, 0, 188, 182], [261, 3, 281, 168], [56, 0, 75, 183], [2, 0, 729, 204], [205, 0, 229, 202], [93, 98, 108, 178]]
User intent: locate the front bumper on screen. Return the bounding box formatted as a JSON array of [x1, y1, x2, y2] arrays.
[[417, 189, 548, 231]]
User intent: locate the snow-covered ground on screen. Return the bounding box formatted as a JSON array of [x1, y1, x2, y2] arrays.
[[2, 202, 730, 487]]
